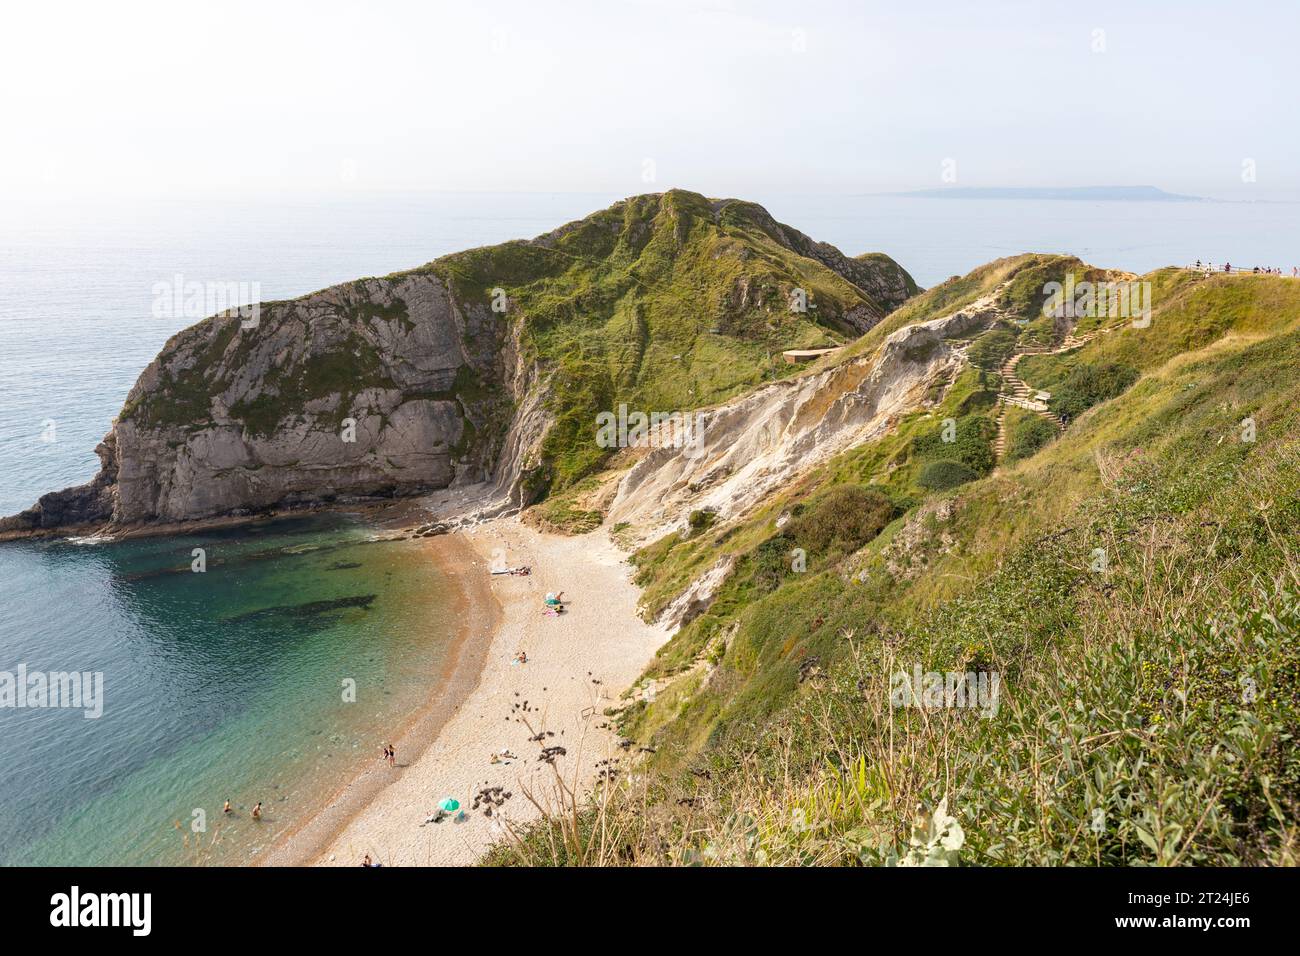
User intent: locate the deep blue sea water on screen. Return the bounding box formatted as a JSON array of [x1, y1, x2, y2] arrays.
[[0, 190, 1295, 864]]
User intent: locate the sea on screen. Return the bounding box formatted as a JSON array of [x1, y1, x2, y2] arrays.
[[0, 189, 1295, 864]]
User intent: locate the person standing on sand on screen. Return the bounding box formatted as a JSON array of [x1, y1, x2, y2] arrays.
[[387, 744, 396, 768]]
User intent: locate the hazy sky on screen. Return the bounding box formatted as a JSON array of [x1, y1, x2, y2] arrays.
[[2, 0, 1294, 200]]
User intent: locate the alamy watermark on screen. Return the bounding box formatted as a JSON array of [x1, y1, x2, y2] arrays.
[[1042, 275, 1152, 328], [890, 664, 1000, 718], [152, 274, 261, 329], [50, 886, 150, 936], [595, 403, 707, 458], [0, 664, 103, 718]]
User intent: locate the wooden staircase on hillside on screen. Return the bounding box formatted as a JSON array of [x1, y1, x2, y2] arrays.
[[990, 325, 1120, 462]]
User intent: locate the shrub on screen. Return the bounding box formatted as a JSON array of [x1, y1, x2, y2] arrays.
[[1049, 362, 1139, 422], [687, 509, 717, 534], [781, 485, 898, 561], [1004, 415, 1057, 463], [917, 459, 978, 490], [912, 415, 997, 476], [748, 536, 796, 593]]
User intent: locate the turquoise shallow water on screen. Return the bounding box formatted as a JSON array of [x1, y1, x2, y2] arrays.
[[0, 513, 453, 866]]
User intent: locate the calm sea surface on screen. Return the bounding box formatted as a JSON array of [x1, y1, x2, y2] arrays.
[[0, 190, 1295, 864]]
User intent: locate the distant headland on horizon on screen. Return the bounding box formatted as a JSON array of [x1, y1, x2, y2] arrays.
[[890, 185, 1205, 202]]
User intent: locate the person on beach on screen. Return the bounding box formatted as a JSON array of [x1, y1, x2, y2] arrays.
[[387, 744, 396, 768], [381, 744, 390, 763], [223, 799, 233, 815], [513, 650, 528, 664], [251, 802, 263, 821]]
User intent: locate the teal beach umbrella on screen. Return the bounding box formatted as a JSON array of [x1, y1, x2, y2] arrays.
[[438, 797, 460, 812]]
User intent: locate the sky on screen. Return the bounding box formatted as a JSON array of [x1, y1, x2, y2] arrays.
[[1, 0, 1295, 200]]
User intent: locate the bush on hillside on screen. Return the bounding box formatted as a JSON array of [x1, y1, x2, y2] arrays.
[[687, 508, 717, 534], [911, 414, 997, 476], [725, 486, 907, 596], [1005, 415, 1058, 463], [917, 459, 978, 491], [781, 485, 898, 562], [1049, 362, 1139, 422], [748, 535, 797, 593]]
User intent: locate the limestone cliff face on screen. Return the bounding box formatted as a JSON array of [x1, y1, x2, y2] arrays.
[[3, 272, 518, 531]]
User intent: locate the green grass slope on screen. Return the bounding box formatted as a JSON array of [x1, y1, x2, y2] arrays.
[[493, 265, 1300, 867], [425, 190, 918, 496]]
